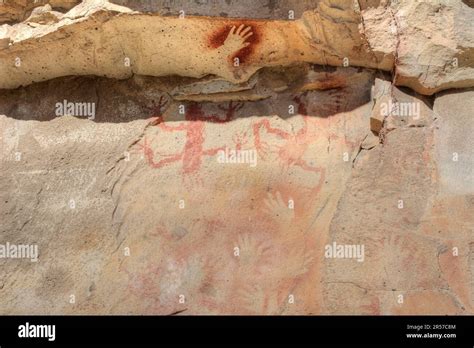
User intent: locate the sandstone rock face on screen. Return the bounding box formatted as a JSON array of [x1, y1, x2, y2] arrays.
[[0, 0, 79, 24], [0, 0, 472, 315], [321, 83, 473, 315], [0, 0, 473, 92], [364, 0, 474, 94]]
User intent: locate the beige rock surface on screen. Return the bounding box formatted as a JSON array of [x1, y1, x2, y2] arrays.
[[0, 0, 472, 93], [363, 0, 474, 94], [0, 0, 473, 315], [0, 0, 79, 23]]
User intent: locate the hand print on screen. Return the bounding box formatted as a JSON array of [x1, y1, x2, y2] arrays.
[[147, 95, 169, 125], [286, 247, 315, 277], [263, 191, 295, 226], [236, 283, 282, 315], [236, 233, 273, 274], [237, 283, 266, 313], [209, 24, 256, 66], [223, 25, 253, 53]]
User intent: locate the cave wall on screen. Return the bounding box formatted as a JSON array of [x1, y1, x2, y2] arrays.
[[0, 0, 473, 314]]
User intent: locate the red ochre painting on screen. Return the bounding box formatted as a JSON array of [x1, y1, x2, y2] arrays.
[[105, 90, 364, 315], [1, 0, 472, 324]]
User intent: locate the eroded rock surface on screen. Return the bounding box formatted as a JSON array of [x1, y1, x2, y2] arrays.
[[0, 0, 473, 314], [0, 0, 473, 93]]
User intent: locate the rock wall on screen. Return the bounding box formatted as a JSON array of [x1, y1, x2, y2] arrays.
[[0, 0, 473, 314]]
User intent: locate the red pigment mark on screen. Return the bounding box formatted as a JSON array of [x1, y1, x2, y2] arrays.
[[360, 296, 381, 315], [141, 102, 242, 175], [295, 94, 357, 149], [208, 25, 232, 49], [252, 96, 328, 195], [208, 20, 262, 64], [121, 261, 162, 300], [146, 95, 169, 125], [253, 116, 323, 174], [293, 96, 308, 115]]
